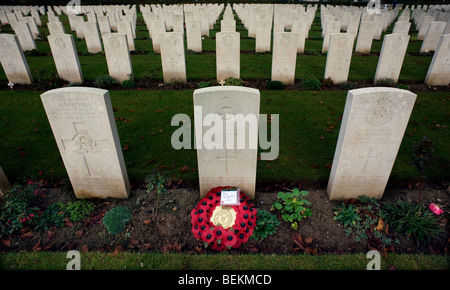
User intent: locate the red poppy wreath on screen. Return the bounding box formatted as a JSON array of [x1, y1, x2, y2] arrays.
[[191, 186, 257, 251]]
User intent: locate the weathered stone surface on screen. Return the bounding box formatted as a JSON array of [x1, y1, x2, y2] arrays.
[[194, 86, 260, 199], [40, 87, 130, 199], [327, 87, 416, 200]]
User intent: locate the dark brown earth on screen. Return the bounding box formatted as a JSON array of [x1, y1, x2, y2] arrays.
[[1, 183, 449, 256]]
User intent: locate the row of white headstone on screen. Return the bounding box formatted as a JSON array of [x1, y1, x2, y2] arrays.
[[2, 27, 449, 88], [0, 84, 417, 203]]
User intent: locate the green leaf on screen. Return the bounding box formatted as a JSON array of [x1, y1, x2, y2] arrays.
[[291, 222, 298, 230]]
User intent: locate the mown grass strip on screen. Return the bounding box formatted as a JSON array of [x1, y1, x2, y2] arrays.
[[1, 252, 448, 270]]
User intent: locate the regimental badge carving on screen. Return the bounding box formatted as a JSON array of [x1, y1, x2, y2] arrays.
[[223, 34, 234, 47], [214, 96, 242, 121], [366, 96, 395, 126], [72, 129, 102, 155], [280, 35, 291, 47], [390, 37, 403, 50], [109, 36, 121, 48], [55, 37, 66, 49], [337, 36, 348, 49], [166, 35, 178, 47]]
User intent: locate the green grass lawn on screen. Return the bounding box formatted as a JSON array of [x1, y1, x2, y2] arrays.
[[0, 90, 448, 186], [1, 252, 448, 270]]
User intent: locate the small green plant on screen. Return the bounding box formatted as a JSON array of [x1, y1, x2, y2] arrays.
[[266, 80, 285, 90], [121, 73, 135, 88], [333, 203, 362, 228], [375, 78, 396, 87], [397, 83, 410, 90], [339, 81, 357, 90], [102, 206, 132, 234], [36, 203, 66, 229], [141, 172, 168, 217], [224, 77, 244, 86], [381, 200, 444, 246], [301, 78, 321, 91], [0, 181, 43, 237], [197, 80, 213, 88], [271, 188, 312, 230], [58, 200, 95, 223], [334, 196, 399, 248], [168, 80, 188, 90], [94, 75, 117, 89], [252, 209, 280, 241]]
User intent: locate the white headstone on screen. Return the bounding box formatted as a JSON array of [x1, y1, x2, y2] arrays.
[[255, 20, 272, 52], [84, 21, 103, 54], [327, 87, 417, 200], [374, 34, 410, 84], [40, 87, 131, 199], [149, 20, 166, 54], [322, 20, 341, 53], [355, 21, 374, 54], [97, 15, 111, 35], [417, 15, 435, 40], [194, 86, 260, 199], [216, 31, 240, 82], [185, 20, 202, 53], [291, 20, 306, 54], [11, 22, 37, 51], [117, 20, 135, 52], [102, 33, 133, 83], [324, 33, 355, 84], [271, 32, 298, 85], [420, 21, 447, 52], [392, 21, 411, 34], [160, 32, 186, 83], [221, 19, 236, 32], [47, 21, 65, 35], [48, 34, 83, 84], [0, 34, 33, 84], [425, 34, 450, 86]]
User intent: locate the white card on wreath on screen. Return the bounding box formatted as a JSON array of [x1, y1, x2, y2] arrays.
[[220, 188, 240, 206]]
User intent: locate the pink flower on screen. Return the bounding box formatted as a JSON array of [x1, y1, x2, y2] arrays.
[[429, 203, 444, 215]]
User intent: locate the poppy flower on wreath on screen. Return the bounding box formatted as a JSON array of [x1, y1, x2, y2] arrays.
[[191, 186, 257, 251]]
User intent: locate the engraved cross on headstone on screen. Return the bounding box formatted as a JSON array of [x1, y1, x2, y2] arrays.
[[168, 57, 177, 71], [217, 150, 238, 174], [7, 60, 17, 73], [113, 59, 121, 72], [60, 122, 109, 177], [61, 59, 70, 72], [359, 146, 378, 173]]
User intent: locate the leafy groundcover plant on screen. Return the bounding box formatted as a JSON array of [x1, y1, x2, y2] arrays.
[[102, 206, 132, 234], [252, 209, 280, 241], [271, 188, 312, 230]]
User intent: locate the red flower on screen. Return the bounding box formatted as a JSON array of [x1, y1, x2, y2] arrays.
[[232, 238, 242, 249], [191, 224, 203, 239], [213, 225, 226, 241], [236, 230, 250, 244], [201, 227, 216, 244], [222, 230, 238, 248], [211, 240, 226, 252]]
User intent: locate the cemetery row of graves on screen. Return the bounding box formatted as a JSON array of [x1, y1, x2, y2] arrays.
[[0, 3, 448, 262]]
